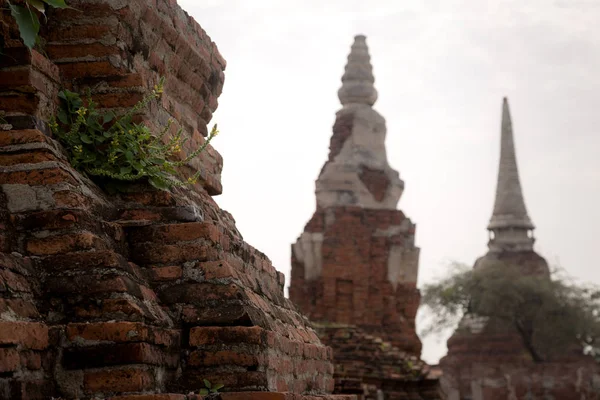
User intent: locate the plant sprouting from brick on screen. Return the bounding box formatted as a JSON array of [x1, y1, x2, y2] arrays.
[[199, 379, 224, 396], [6, 0, 71, 50], [50, 77, 219, 192]]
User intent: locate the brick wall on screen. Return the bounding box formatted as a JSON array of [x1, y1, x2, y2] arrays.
[[0, 1, 345, 399], [290, 206, 422, 355], [317, 325, 442, 400]]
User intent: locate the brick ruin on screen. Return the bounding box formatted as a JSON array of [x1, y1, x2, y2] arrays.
[[289, 36, 442, 400], [439, 99, 600, 399], [0, 1, 357, 399]]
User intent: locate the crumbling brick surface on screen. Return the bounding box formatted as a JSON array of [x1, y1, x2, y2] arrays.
[[0, 1, 342, 399], [358, 166, 390, 203], [290, 207, 422, 355], [316, 325, 442, 400]]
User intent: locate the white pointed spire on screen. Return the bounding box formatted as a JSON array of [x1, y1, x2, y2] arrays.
[[314, 35, 404, 210], [487, 98, 535, 252], [337, 35, 378, 106]]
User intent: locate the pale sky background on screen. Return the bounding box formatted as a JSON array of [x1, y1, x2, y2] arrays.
[[178, 0, 600, 364]]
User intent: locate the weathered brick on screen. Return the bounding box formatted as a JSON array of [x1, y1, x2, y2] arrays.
[[0, 166, 77, 186], [46, 43, 122, 60], [63, 342, 178, 369], [20, 350, 42, 370], [128, 222, 222, 244], [0, 321, 48, 350], [26, 231, 108, 255], [0, 150, 58, 166], [0, 347, 20, 372], [150, 265, 182, 281], [46, 24, 114, 42], [108, 395, 186, 400], [189, 326, 264, 347], [0, 268, 32, 292], [59, 61, 124, 79], [0, 298, 40, 318], [188, 349, 261, 367], [0, 93, 39, 113], [94, 92, 144, 109], [66, 322, 179, 347], [84, 367, 154, 393]]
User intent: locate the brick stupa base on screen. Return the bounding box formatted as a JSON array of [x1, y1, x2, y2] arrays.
[[0, 1, 347, 399]]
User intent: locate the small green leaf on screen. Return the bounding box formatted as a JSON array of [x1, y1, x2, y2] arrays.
[[120, 166, 132, 175], [42, 0, 70, 8], [103, 112, 114, 124], [148, 157, 165, 165], [9, 4, 40, 49], [148, 177, 169, 190], [199, 389, 209, 396], [203, 379, 211, 389], [57, 109, 68, 124], [212, 383, 224, 391], [125, 151, 133, 161], [28, 0, 46, 14], [80, 134, 93, 144]]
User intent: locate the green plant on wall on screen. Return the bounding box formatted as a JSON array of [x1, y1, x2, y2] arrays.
[[50, 77, 219, 192], [6, 0, 71, 50], [199, 379, 224, 396]]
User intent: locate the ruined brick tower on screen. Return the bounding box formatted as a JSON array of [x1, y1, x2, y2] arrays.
[[289, 36, 441, 400], [439, 98, 599, 399]]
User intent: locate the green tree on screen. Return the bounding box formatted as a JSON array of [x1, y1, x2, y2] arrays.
[[420, 262, 600, 362]]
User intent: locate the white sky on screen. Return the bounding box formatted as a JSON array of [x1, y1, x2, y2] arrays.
[[177, 0, 600, 364]]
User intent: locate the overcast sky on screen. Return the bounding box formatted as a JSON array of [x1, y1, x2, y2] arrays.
[[178, 0, 600, 364]]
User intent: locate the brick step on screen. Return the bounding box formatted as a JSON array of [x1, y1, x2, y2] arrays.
[[108, 393, 356, 400]]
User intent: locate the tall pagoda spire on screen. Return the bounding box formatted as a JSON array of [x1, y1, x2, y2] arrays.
[[487, 97, 535, 252], [337, 34, 378, 106]]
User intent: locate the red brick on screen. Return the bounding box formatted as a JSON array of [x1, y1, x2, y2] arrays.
[[93, 92, 144, 108], [66, 322, 178, 347], [84, 367, 154, 393], [0, 347, 20, 372], [0, 268, 32, 292], [117, 209, 162, 222], [31, 49, 60, 80], [26, 231, 107, 255], [189, 326, 264, 347], [0, 166, 77, 186], [46, 43, 122, 60], [130, 242, 216, 264], [129, 222, 222, 244], [0, 298, 40, 318], [0, 321, 48, 350], [0, 151, 58, 166], [53, 190, 92, 209], [108, 395, 186, 400], [20, 350, 42, 370], [198, 260, 237, 280], [151, 265, 182, 281], [188, 349, 261, 367], [59, 61, 124, 79], [46, 24, 114, 42], [63, 342, 178, 369], [220, 394, 287, 400], [0, 93, 39, 113]]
